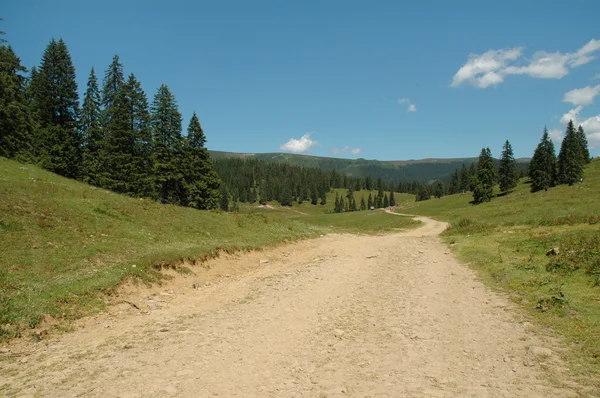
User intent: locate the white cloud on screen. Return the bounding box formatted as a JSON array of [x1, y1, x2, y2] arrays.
[[563, 84, 600, 106], [580, 115, 600, 148], [451, 47, 522, 88], [560, 106, 583, 125], [331, 146, 361, 155], [452, 39, 600, 88], [279, 133, 318, 153], [398, 97, 417, 112], [551, 107, 600, 149], [548, 127, 564, 143]]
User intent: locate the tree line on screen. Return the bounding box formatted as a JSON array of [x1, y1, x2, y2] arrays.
[[0, 30, 221, 209], [430, 123, 590, 205], [214, 157, 424, 211]]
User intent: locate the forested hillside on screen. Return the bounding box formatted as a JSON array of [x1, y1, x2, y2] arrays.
[[0, 31, 221, 210]]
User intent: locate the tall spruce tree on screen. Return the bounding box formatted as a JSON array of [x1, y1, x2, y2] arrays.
[[459, 163, 469, 193], [472, 147, 496, 204], [125, 74, 153, 197], [151, 84, 185, 204], [529, 127, 557, 192], [558, 120, 584, 185], [389, 190, 395, 206], [0, 41, 33, 160], [182, 112, 221, 209], [80, 67, 103, 184], [98, 74, 151, 195], [31, 38, 80, 178], [576, 125, 590, 164], [498, 140, 518, 194], [102, 55, 124, 121]]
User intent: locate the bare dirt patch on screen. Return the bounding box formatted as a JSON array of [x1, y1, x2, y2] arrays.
[[0, 217, 588, 397]]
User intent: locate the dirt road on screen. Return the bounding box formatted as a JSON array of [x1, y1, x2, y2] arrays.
[[1, 216, 581, 397]]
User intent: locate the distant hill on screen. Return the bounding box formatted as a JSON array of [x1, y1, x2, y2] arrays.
[[209, 151, 530, 183]]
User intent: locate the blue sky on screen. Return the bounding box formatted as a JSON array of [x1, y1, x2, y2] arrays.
[[4, 0, 600, 160]]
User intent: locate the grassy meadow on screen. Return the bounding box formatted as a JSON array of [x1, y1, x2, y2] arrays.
[[401, 158, 600, 385], [0, 158, 418, 338]]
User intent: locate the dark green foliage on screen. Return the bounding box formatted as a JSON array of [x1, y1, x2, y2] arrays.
[[99, 74, 153, 196], [0, 44, 33, 160], [415, 185, 430, 202], [472, 147, 496, 204], [180, 112, 221, 209], [558, 120, 584, 186], [360, 195, 366, 210], [80, 67, 103, 185], [278, 184, 293, 206], [434, 181, 444, 199], [310, 186, 318, 205], [468, 163, 477, 191], [529, 127, 557, 192], [449, 169, 460, 195], [151, 84, 185, 204], [102, 55, 124, 120], [383, 193, 389, 207], [459, 163, 469, 192], [219, 184, 229, 211], [576, 125, 590, 164], [498, 140, 518, 194], [389, 191, 395, 206], [31, 38, 80, 178], [367, 192, 373, 209], [334, 193, 344, 213]]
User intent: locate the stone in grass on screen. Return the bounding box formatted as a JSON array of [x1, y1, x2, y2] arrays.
[[527, 346, 552, 358]]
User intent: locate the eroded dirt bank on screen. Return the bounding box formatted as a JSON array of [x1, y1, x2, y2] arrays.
[[0, 217, 583, 397]]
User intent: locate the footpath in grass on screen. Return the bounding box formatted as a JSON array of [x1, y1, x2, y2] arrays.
[[403, 158, 600, 387], [0, 158, 419, 340], [0, 158, 330, 338]]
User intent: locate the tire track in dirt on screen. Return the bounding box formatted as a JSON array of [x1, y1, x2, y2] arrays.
[[0, 216, 585, 397]]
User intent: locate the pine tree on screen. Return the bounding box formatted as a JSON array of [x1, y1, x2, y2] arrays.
[[415, 185, 430, 202], [102, 55, 124, 122], [219, 184, 229, 211], [278, 184, 293, 206], [310, 185, 318, 205], [468, 163, 477, 191], [31, 38, 80, 178], [80, 67, 103, 184], [151, 84, 185, 203], [367, 192, 373, 209], [529, 127, 557, 192], [472, 147, 496, 204], [360, 195, 366, 211], [459, 163, 469, 193], [558, 120, 584, 186], [383, 193, 389, 207], [498, 140, 518, 194], [389, 191, 395, 206], [181, 112, 221, 209], [449, 169, 459, 194], [576, 125, 590, 164], [434, 182, 444, 199], [0, 42, 33, 160]]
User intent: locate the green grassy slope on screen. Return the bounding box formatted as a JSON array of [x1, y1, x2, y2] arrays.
[[404, 158, 600, 386], [0, 157, 330, 337], [0, 158, 420, 339]]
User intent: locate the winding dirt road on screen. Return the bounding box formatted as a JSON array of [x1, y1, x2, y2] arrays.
[[1, 216, 583, 397]]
